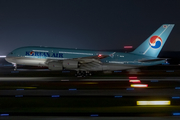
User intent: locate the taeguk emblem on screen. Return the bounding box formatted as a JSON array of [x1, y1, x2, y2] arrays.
[[30, 51, 35, 55], [149, 36, 162, 49]]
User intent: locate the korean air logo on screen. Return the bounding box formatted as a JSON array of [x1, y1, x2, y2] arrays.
[[149, 36, 162, 49], [30, 51, 35, 55]]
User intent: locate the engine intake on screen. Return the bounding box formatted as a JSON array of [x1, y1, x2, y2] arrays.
[[48, 62, 63, 71], [48, 60, 79, 71]]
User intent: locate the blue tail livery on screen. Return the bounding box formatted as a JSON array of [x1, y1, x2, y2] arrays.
[[132, 24, 174, 57]]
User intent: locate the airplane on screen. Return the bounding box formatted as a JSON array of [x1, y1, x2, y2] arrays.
[[5, 24, 174, 76]]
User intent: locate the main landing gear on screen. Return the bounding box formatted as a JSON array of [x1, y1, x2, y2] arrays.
[[14, 63, 17, 71], [75, 71, 92, 77]]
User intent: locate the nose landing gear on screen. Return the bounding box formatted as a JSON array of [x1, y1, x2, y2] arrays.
[[13, 63, 17, 71]]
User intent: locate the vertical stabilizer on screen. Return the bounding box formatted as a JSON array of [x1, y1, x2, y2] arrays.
[[131, 24, 174, 57]]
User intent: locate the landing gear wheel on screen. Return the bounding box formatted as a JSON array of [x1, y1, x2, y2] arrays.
[[75, 71, 91, 77], [14, 64, 17, 71]]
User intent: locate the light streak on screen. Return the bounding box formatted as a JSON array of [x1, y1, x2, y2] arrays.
[[137, 101, 170, 105], [129, 80, 141, 83], [131, 84, 148, 88]]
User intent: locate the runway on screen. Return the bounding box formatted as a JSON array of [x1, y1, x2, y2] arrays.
[[1, 76, 180, 118], [0, 89, 180, 96], [0, 77, 180, 96], [1, 116, 180, 120], [0, 77, 180, 81]]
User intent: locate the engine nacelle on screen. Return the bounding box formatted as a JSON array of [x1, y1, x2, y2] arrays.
[[63, 60, 79, 69], [48, 62, 63, 71]]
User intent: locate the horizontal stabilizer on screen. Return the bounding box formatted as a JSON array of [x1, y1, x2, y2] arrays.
[[138, 58, 167, 62]]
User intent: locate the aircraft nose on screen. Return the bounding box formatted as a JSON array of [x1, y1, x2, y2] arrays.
[[5, 56, 10, 62], [5, 55, 14, 63]]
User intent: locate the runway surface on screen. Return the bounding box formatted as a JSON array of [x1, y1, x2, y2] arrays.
[[0, 89, 180, 96], [1, 76, 180, 118], [1, 116, 180, 120], [0, 77, 180, 81]]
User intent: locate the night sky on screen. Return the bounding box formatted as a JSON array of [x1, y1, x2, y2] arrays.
[[0, 0, 180, 55]]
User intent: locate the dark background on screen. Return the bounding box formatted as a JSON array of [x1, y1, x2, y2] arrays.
[[0, 0, 180, 55]]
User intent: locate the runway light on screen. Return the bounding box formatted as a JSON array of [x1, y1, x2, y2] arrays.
[[90, 114, 99, 117], [126, 88, 134, 90], [52, 95, 60, 98], [69, 88, 77, 91], [131, 84, 148, 88], [114, 96, 122, 98], [166, 70, 174, 72], [15, 95, 23, 97], [0, 114, 9, 116], [129, 77, 137, 79], [175, 87, 180, 89], [129, 80, 141, 83], [16, 89, 24, 90], [137, 101, 170, 105], [172, 96, 180, 99], [151, 80, 159, 82], [173, 113, 180, 116], [61, 80, 69, 81]]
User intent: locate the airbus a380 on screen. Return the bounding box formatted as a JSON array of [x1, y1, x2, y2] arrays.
[[5, 24, 174, 76]]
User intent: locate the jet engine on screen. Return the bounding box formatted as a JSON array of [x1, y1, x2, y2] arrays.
[[48, 60, 79, 70], [48, 62, 63, 71], [63, 60, 79, 69]]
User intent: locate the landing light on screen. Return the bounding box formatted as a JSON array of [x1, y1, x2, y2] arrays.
[[0, 56, 6, 58], [137, 101, 170, 105], [131, 84, 148, 88]]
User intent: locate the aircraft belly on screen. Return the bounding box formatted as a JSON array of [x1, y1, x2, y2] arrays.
[[7, 57, 46, 66]]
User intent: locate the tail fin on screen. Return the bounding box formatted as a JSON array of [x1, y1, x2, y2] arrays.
[[131, 24, 174, 57]]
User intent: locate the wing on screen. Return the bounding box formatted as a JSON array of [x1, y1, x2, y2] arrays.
[[45, 54, 109, 65], [74, 54, 109, 64]]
